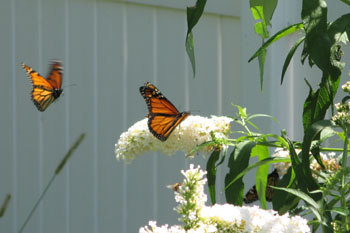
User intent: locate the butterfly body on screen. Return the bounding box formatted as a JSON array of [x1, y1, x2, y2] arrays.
[[21, 61, 63, 112], [140, 82, 190, 141]]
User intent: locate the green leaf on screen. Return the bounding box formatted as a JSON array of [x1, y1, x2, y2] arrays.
[[330, 207, 350, 216], [186, 0, 207, 78], [328, 13, 350, 70], [206, 150, 221, 204], [249, 23, 304, 62], [247, 113, 278, 123], [328, 13, 350, 45], [301, 0, 329, 72], [264, 133, 289, 148], [186, 0, 207, 34], [273, 187, 333, 228], [0, 194, 11, 218], [254, 145, 270, 209], [272, 168, 300, 214], [225, 141, 255, 205], [302, 0, 344, 80], [339, 0, 350, 5], [250, 0, 278, 37], [185, 32, 196, 78], [302, 120, 337, 179], [320, 126, 337, 143], [283, 134, 320, 199], [272, 186, 320, 210], [187, 140, 217, 157], [55, 133, 86, 174], [258, 49, 266, 91], [225, 157, 291, 190], [302, 73, 341, 133], [281, 36, 305, 84]]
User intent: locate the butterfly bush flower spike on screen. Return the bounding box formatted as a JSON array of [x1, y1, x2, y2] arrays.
[[115, 115, 232, 163], [140, 164, 310, 233]]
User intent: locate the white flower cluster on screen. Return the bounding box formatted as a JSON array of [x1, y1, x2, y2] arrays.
[[139, 164, 311, 233], [310, 152, 341, 172], [332, 81, 350, 129], [271, 148, 298, 177], [272, 148, 340, 177], [115, 115, 232, 163], [341, 81, 350, 93], [201, 204, 310, 233], [332, 102, 350, 129]]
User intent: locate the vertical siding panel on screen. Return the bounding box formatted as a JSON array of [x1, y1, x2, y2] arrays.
[[121, 4, 128, 233], [221, 17, 241, 116], [240, 0, 271, 123], [0, 0, 15, 232], [125, 4, 155, 232], [217, 17, 223, 116], [215, 16, 224, 204], [11, 0, 18, 230], [67, 0, 95, 232], [218, 16, 242, 203], [15, 0, 41, 232], [156, 8, 188, 226], [36, 0, 44, 229], [39, 0, 69, 232], [96, 1, 124, 232], [151, 7, 158, 221], [187, 14, 219, 172], [92, 1, 98, 233], [64, 0, 71, 231]]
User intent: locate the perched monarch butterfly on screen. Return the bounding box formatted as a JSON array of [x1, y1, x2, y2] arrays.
[[243, 169, 280, 204], [140, 82, 190, 141], [21, 60, 63, 112]]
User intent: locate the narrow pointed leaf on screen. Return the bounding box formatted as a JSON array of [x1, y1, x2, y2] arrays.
[[249, 23, 304, 62], [206, 150, 220, 204], [186, 0, 207, 77], [281, 36, 305, 84], [55, 133, 86, 174], [225, 157, 291, 190], [0, 194, 11, 218], [272, 186, 320, 210], [253, 145, 270, 209]]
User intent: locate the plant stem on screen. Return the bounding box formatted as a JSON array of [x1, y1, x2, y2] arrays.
[[18, 174, 56, 233], [341, 132, 349, 231], [227, 139, 345, 152]]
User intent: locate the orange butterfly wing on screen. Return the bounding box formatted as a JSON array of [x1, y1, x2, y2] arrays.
[[46, 61, 63, 89], [21, 61, 63, 112], [140, 82, 190, 141]]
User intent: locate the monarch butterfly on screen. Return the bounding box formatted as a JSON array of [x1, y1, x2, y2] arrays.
[[140, 82, 190, 141], [21, 61, 63, 112], [243, 169, 280, 204]]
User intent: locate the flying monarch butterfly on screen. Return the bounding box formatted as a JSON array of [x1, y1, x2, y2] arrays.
[[21, 60, 63, 112], [243, 169, 280, 204], [140, 82, 190, 141]]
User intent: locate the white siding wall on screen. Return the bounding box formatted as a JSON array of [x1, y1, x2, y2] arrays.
[[0, 1, 242, 232]]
